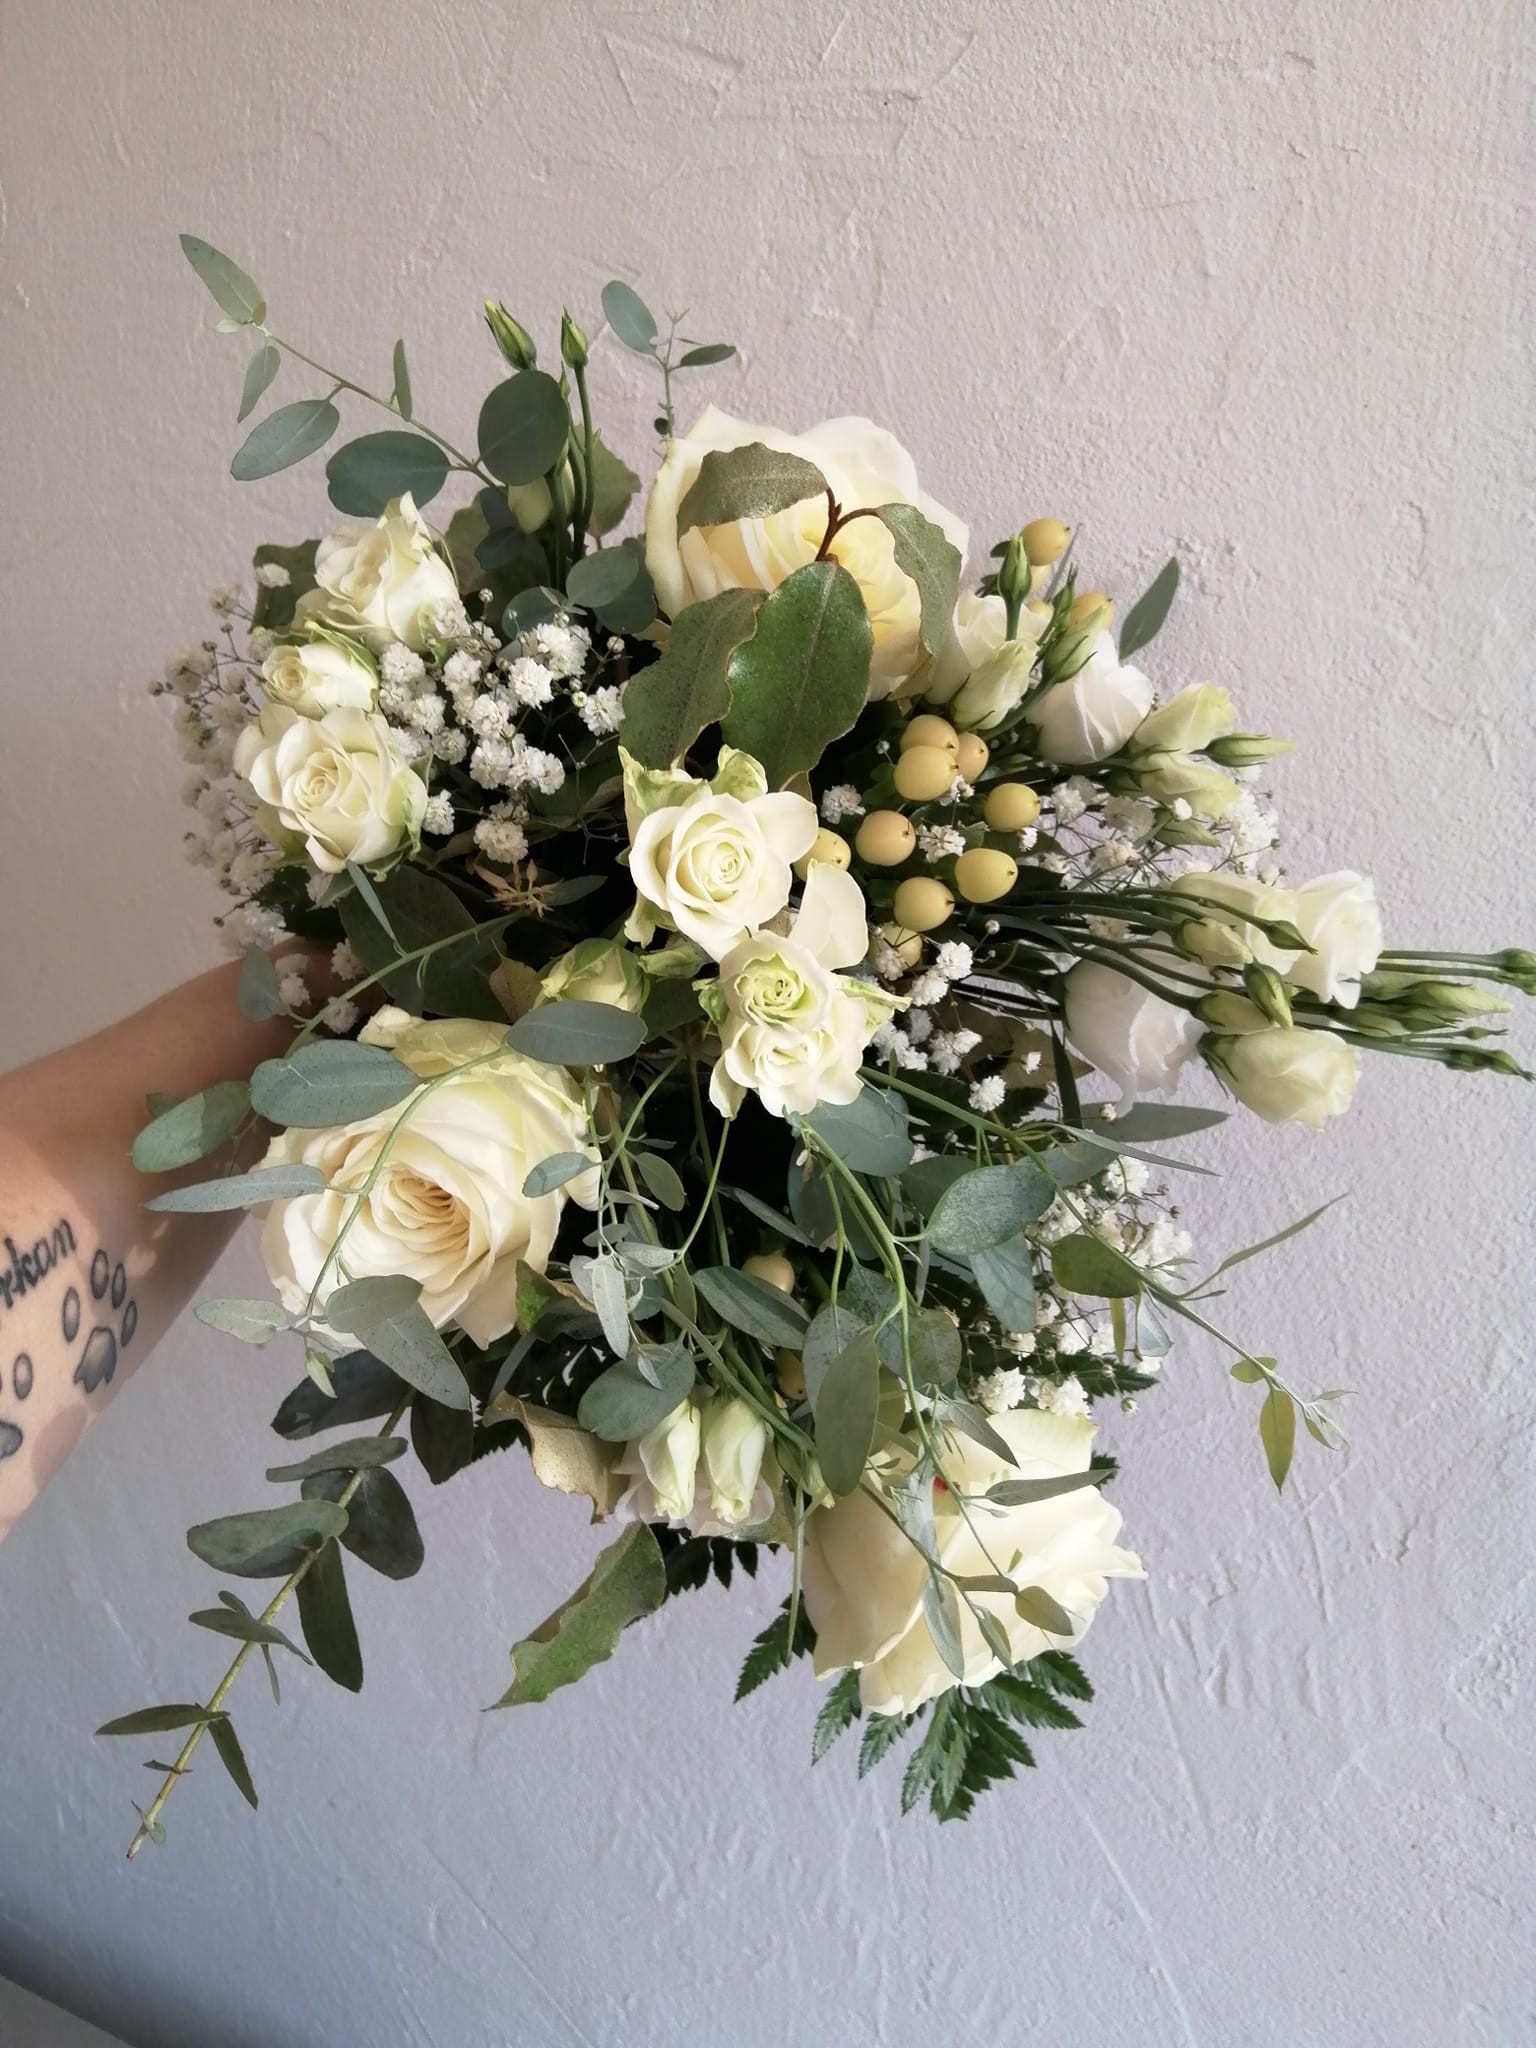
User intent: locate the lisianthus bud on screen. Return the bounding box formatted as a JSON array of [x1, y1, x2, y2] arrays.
[[485, 301, 537, 368], [1133, 683, 1235, 754], [996, 535, 1032, 613], [1242, 962, 1293, 1028], [540, 937, 648, 1013], [702, 1398, 771, 1527], [1020, 517, 1071, 566], [1178, 918, 1252, 969], [1205, 732, 1295, 769], [952, 641, 1038, 734], [1196, 991, 1270, 1033], [560, 310, 589, 368], [1360, 974, 1512, 1026], [1134, 752, 1242, 820]]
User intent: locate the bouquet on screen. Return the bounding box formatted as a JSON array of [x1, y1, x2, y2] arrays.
[[106, 235, 1531, 1853]]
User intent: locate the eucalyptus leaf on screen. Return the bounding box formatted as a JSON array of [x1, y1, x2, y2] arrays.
[[1259, 1386, 1296, 1493], [577, 1344, 695, 1441], [208, 1717, 259, 1809], [721, 560, 871, 787], [390, 338, 412, 418], [969, 1235, 1037, 1334], [322, 1274, 424, 1332], [588, 433, 641, 533], [587, 1255, 634, 1359], [478, 371, 569, 485], [250, 1041, 418, 1127], [986, 1471, 1101, 1507], [922, 1574, 967, 1680], [194, 1297, 288, 1346], [326, 430, 450, 515], [522, 1151, 596, 1198], [187, 1500, 348, 1579], [878, 1307, 962, 1388], [237, 341, 281, 422], [98, 1703, 217, 1738], [265, 1436, 407, 1483], [303, 1465, 424, 1580], [1086, 1103, 1227, 1142], [132, 1080, 250, 1173], [1198, 1198, 1344, 1286], [812, 1330, 881, 1496], [1015, 1585, 1076, 1636], [496, 1522, 667, 1706], [339, 1299, 470, 1411], [800, 1305, 869, 1408], [619, 586, 759, 768], [694, 1267, 809, 1348], [802, 1084, 912, 1176], [187, 1605, 310, 1659], [1050, 1234, 1145, 1299], [295, 1538, 363, 1691], [337, 866, 504, 1021], [180, 234, 265, 324], [148, 1164, 327, 1213], [231, 398, 340, 482], [270, 1350, 404, 1438], [1118, 557, 1181, 660], [900, 1155, 973, 1214], [677, 443, 827, 535], [600, 280, 658, 355], [237, 943, 284, 1020], [927, 1159, 1055, 1257], [635, 1153, 686, 1211], [677, 342, 736, 367], [507, 1000, 646, 1067]]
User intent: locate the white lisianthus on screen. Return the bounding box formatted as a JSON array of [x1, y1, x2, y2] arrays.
[[1024, 638, 1154, 764], [950, 621, 1049, 734], [924, 589, 1008, 704], [259, 638, 376, 717], [1287, 872, 1382, 1010], [299, 493, 462, 652], [234, 703, 426, 874], [540, 938, 648, 1013], [626, 749, 818, 960], [803, 1410, 1143, 1717], [257, 1011, 599, 1347], [643, 405, 967, 699], [1167, 870, 1299, 970], [1064, 960, 1205, 1107], [1134, 750, 1242, 820], [1132, 682, 1234, 754], [706, 864, 895, 1119], [1206, 1026, 1360, 1128]]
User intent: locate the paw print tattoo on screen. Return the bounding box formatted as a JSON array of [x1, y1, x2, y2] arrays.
[[62, 1249, 138, 1396], [0, 1352, 29, 1461]]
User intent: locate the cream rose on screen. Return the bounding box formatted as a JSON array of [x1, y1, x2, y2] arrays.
[[1287, 872, 1382, 1010], [924, 589, 1008, 704], [1064, 960, 1205, 1107], [260, 639, 376, 717], [615, 1396, 775, 1535], [643, 405, 968, 699], [627, 772, 818, 960], [1206, 1026, 1360, 1128], [540, 938, 648, 1013], [1023, 637, 1154, 764], [234, 703, 426, 873], [258, 1011, 598, 1348], [803, 1410, 1143, 1717], [299, 493, 462, 651], [706, 864, 894, 1118]]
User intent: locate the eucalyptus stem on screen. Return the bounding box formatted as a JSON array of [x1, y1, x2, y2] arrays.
[[263, 331, 492, 484], [127, 1397, 411, 1859]]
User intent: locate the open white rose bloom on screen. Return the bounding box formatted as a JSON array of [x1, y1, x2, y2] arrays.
[[113, 241, 1531, 1852]]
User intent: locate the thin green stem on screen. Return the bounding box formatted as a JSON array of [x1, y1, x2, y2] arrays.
[[264, 331, 492, 484]]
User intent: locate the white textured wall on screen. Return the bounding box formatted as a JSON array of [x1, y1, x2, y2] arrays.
[[1, 4, 1531, 2044]]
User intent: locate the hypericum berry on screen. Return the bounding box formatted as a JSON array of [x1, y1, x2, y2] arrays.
[[893, 876, 955, 932], [879, 921, 925, 968], [954, 847, 1018, 903], [775, 1350, 807, 1402], [856, 810, 917, 866], [954, 732, 989, 782], [1021, 517, 1072, 565], [794, 828, 851, 879], [893, 746, 956, 802], [983, 782, 1041, 831], [1068, 590, 1113, 629], [899, 713, 959, 757], [745, 1253, 796, 1293]]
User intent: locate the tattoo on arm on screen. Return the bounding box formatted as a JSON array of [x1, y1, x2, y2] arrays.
[[0, 1219, 138, 1464]]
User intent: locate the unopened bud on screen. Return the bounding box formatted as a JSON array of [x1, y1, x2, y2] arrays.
[[1178, 918, 1250, 969], [1242, 962, 1293, 1028], [560, 310, 589, 368], [485, 301, 537, 369], [997, 535, 1031, 613], [1196, 991, 1269, 1033], [1205, 732, 1296, 769]]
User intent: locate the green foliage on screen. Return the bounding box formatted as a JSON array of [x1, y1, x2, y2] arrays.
[[390, 338, 412, 418], [1050, 1233, 1145, 1299], [588, 434, 641, 533], [187, 1501, 349, 1579], [968, 1234, 1037, 1334], [693, 1266, 809, 1348], [801, 1084, 912, 1175], [99, 1703, 217, 1738], [325, 430, 450, 514], [676, 443, 827, 535], [208, 1716, 259, 1810], [858, 1709, 910, 1777], [477, 370, 569, 485], [721, 560, 871, 788], [926, 1159, 1055, 1256], [265, 1436, 407, 1483], [250, 539, 316, 631], [232, 398, 341, 481], [565, 545, 656, 633], [338, 866, 506, 1021], [874, 502, 961, 672], [811, 1670, 862, 1762], [600, 280, 658, 354], [148, 1164, 326, 1213], [810, 1328, 881, 1496], [250, 1040, 418, 1128], [496, 1523, 667, 1707], [1260, 1385, 1297, 1492], [1118, 556, 1181, 660], [132, 1079, 250, 1173], [238, 340, 281, 422], [619, 586, 760, 768], [522, 1151, 595, 1197], [303, 1465, 424, 1580], [734, 1597, 815, 1702], [193, 1297, 288, 1346], [296, 1539, 364, 1692], [507, 1000, 647, 1067], [180, 234, 265, 325], [322, 1280, 471, 1412], [271, 1350, 403, 1439], [577, 1344, 695, 1441]]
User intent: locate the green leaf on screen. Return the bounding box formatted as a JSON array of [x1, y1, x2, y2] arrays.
[[208, 1716, 259, 1810], [811, 1669, 862, 1762], [922, 1573, 966, 1678], [496, 1523, 667, 1707], [271, 1349, 403, 1437], [187, 1500, 348, 1578], [1050, 1234, 1145, 1299], [337, 866, 504, 1021], [635, 1153, 686, 1211], [677, 443, 827, 535], [879, 1308, 962, 1388], [987, 1470, 1102, 1507], [237, 340, 281, 422], [1118, 557, 1181, 660], [1015, 1585, 1076, 1636], [927, 1159, 1055, 1257], [180, 234, 265, 324], [98, 1703, 215, 1738], [812, 1329, 881, 1496], [1198, 1198, 1345, 1286], [323, 1290, 470, 1412], [237, 943, 284, 1021], [619, 586, 759, 767], [193, 1297, 288, 1346], [1032, 1648, 1094, 1699], [588, 433, 641, 534], [566, 544, 655, 634], [734, 1598, 812, 1701], [858, 1709, 910, 1776], [296, 1539, 363, 1692], [249, 1040, 418, 1127], [724, 1183, 815, 1246], [899, 1155, 973, 1214], [187, 1604, 310, 1660], [477, 370, 569, 485], [325, 431, 450, 515], [148, 1164, 327, 1213], [800, 1304, 868, 1406], [522, 1151, 595, 1198], [1260, 1386, 1296, 1493], [801, 1084, 912, 1176], [1089, 1103, 1227, 1142], [303, 1466, 423, 1580], [677, 341, 736, 368], [876, 503, 962, 674], [577, 1343, 695, 1441], [265, 1435, 407, 1483], [506, 1000, 646, 1067], [390, 338, 412, 418], [132, 1080, 250, 1173], [231, 398, 341, 482], [601, 280, 658, 353], [721, 559, 871, 787], [694, 1267, 809, 1348], [969, 1235, 1037, 1334]]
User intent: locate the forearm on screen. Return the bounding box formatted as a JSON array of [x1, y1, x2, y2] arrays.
[[0, 960, 311, 1541]]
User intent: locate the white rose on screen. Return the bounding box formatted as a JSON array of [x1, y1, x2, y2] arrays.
[[258, 1012, 599, 1347], [1024, 638, 1154, 764], [644, 405, 968, 700], [540, 938, 648, 1013], [628, 780, 818, 960], [1287, 872, 1382, 1010], [700, 1398, 772, 1529], [924, 589, 1008, 703], [707, 864, 893, 1118], [234, 703, 426, 874], [621, 1400, 704, 1525], [299, 493, 462, 651], [1167, 870, 1299, 970], [1064, 960, 1205, 1107], [1132, 682, 1234, 754], [615, 1396, 776, 1535], [803, 1409, 1143, 1717], [260, 639, 376, 717], [1206, 1026, 1360, 1128]]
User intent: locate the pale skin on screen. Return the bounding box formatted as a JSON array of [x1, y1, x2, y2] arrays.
[[0, 955, 324, 1544]]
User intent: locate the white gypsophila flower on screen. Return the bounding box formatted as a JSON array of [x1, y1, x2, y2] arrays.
[[331, 940, 362, 984], [433, 729, 467, 763], [441, 649, 480, 691], [1103, 795, 1158, 841], [1038, 851, 1070, 875], [228, 845, 277, 895], [278, 969, 309, 1009], [222, 903, 286, 953], [1108, 1155, 1149, 1198], [1091, 837, 1135, 873], [1018, 827, 1039, 854], [528, 619, 590, 678], [407, 694, 445, 734], [1032, 1375, 1091, 1419], [210, 584, 238, 614], [388, 723, 430, 764], [422, 793, 455, 835], [871, 939, 908, 983], [255, 562, 291, 589], [1005, 1330, 1037, 1359], [916, 822, 966, 861], [977, 1367, 1027, 1415], [378, 679, 414, 719], [470, 739, 514, 789], [1226, 790, 1278, 861], [906, 969, 949, 1006], [380, 643, 427, 688], [928, 1027, 981, 1077], [322, 998, 359, 1036], [820, 784, 865, 825], [1052, 775, 1098, 826], [506, 656, 555, 708], [579, 686, 624, 736], [969, 1075, 1006, 1113], [1086, 916, 1130, 940], [941, 774, 973, 807], [469, 691, 510, 739], [905, 1008, 933, 1045], [511, 742, 565, 796], [934, 941, 973, 982], [422, 595, 470, 642], [474, 814, 529, 863], [165, 646, 216, 691]]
